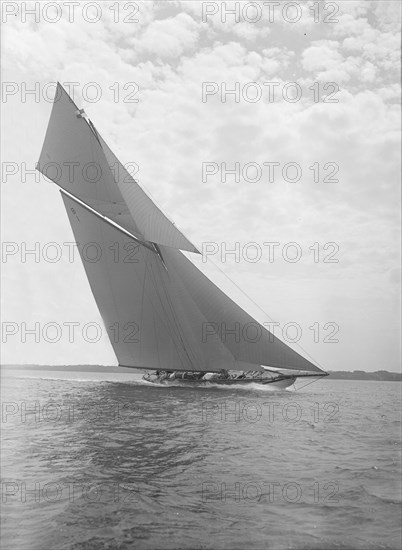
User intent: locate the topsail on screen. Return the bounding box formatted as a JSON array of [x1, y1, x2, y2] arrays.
[[38, 83, 325, 375], [37, 82, 199, 253]]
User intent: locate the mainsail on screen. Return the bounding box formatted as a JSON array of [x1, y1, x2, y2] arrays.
[[39, 83, 325, 375]]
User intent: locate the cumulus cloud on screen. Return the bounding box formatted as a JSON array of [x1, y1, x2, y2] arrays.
[[130, 12, 200, 59], [302, 40, 343, 72]]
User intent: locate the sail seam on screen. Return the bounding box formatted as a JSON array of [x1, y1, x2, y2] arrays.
[[159, 267, 198, 370], [147, 259, 190, 370]]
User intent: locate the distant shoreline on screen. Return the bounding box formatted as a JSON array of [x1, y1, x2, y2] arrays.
[[1, 364, 401, 381], [326, 370, 401, 381]]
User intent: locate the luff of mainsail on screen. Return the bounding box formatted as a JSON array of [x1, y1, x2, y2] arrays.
[[37, 82, 198, 254], [61, 192, 325, 375]]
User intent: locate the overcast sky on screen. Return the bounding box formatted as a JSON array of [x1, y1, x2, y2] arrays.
[[1, 0, 401, 372]]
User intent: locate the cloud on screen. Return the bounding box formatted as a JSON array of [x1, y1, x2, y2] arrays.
[[129, 12, 200, 59], [1, 0, 400, 371], [301, 40, 343, 72]]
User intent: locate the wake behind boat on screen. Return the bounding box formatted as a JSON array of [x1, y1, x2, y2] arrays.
[[37, 83, 328, 388]]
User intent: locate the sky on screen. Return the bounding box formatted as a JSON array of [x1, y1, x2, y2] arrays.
[[1, 0, 401, 372]]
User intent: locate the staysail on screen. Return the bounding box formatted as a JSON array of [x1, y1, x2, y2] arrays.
[[37, 82, 198, 253], [40, 83, 325, 375]]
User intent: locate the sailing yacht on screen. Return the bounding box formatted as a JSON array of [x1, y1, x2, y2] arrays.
[[37, 82, 328, 388]]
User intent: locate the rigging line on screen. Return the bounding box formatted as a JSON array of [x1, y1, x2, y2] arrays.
[[143, 256, 185, 367], [147, 257, 190, 370], [141, 251, 191, 369], [188, 252, 325, 372], [158, 260, 198, 370], [151, 293, 162, 370], [165, 253, 208, 369], [139, 247, 148, 363], [141, 248, 166, 370], [161, 274, 196, 371], [144, 251, 186, 370], [169, 274, 208, 370]]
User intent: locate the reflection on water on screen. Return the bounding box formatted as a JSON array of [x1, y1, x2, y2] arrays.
[[1, 371, 401, 549]]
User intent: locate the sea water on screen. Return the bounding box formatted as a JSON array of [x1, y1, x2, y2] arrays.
[[1, 369, 401, 550]]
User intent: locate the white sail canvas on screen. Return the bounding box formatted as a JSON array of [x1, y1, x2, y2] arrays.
[[38, 83, 199, 253]]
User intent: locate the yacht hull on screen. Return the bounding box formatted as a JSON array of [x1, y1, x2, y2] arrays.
[[143, 375, 297, 389]]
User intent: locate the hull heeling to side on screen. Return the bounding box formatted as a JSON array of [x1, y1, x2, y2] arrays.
[[143, 375, 297, 389]]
